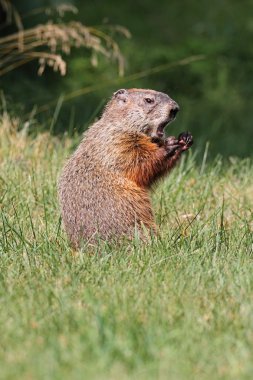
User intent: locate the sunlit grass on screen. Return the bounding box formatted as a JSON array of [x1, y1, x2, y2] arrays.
[[0, 114, 252, 380]]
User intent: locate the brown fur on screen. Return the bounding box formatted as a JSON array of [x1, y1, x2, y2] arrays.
[[58, 88, 193, 247]]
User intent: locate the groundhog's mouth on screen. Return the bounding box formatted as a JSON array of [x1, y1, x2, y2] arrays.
[[151, 107, 179, 143], [156, 122, 168, 139], [151, 121, 170, 144], [156, 118, 174, 139]]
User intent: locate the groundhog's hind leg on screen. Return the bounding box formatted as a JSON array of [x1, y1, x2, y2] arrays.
[[94, 183, 155, 241]]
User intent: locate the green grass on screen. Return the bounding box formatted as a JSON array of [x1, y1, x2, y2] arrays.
[[0, 113, 253, 380]]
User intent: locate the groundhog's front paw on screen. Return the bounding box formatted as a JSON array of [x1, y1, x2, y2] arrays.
[[178, 132, 193, 151], [165, 136, 180, 157]]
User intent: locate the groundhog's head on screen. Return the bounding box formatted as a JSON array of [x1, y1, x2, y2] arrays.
[[103, 88, 179, 142]]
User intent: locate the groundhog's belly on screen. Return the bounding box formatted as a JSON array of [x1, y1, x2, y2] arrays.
[[59, 166, 154, 246]]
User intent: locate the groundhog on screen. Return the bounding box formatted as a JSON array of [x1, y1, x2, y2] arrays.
[[58, 88, 193, 247]]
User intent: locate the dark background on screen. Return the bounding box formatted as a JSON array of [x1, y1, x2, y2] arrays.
[[1, 0, 253, 157]]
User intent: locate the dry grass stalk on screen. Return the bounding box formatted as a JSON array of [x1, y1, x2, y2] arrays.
[[0, 0, 23, 31], [0, 1, 129, 76]]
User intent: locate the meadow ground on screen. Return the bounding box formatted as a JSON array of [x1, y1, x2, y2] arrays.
[[0, 112, 253, 380]]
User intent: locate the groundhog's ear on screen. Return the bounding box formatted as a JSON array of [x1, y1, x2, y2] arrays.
[[113, 89, 128, 103]]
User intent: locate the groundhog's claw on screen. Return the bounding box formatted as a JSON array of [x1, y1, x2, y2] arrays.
[[178, 132, 193, 151], [165, 136, 180, 157]]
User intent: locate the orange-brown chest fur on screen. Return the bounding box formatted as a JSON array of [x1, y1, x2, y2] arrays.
[[111, 133, 167, 188]]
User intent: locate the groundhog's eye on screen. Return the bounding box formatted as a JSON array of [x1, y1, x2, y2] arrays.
[[145, 97, 154, 104]]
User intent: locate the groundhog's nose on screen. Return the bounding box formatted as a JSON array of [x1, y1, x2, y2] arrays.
[[169, 103, 180, 119]]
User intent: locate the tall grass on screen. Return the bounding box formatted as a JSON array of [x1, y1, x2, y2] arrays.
[[0, 112, 252, 379]]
